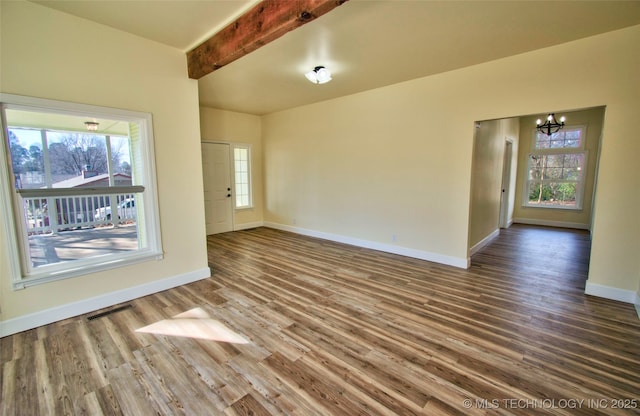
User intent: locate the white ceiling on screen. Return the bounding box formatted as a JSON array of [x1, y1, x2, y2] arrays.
[[31, 0, 260, 51], [6, 109, 130, 136], [31, 1, 640, 116]]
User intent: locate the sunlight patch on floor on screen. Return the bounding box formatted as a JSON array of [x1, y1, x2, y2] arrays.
[[136, 307, 249, 343]]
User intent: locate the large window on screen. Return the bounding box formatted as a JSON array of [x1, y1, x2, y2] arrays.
[[524, 126, 586, 210], [1, 94, 162, 289], [233, 145, 252, 209]]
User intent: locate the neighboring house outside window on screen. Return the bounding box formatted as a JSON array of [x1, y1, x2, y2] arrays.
[[524, 126, 587, 210]]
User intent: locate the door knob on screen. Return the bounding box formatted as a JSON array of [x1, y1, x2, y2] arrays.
[[227, 194, 231, 198]]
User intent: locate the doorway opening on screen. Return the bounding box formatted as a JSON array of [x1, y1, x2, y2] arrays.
[[469, 106, 605, 259]]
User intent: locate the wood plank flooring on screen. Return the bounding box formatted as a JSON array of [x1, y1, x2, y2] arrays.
[[2, 225, 639, 415]]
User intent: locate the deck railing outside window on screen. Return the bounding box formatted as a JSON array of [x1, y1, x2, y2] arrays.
[[18, 186, 143, 234]]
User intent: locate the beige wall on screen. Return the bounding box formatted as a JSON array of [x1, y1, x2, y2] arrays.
[[0, 1, 208, 321], [469, 118, 519, 249], [264, 90, 473, 263], [513, 107, 605, 228], [199, 107, 264, 228], [263, 25, 640, 294]]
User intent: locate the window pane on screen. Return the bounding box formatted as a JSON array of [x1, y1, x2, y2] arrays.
[[528, 155, 544, 180], [535, 134, 551, 149], [544, 168, 563, 180], [549, 137, 566, 148], [545, 154, 565, 167], [535, 128, 582, 150], [527, 153, 584, 181], [526, 148, 585, 210], [528, 181, 577, 207], [28, 194, 140, 269], [233, 146, 251, 208], [8, 128, 45, 189], [110, 136, 132, 177], [47, 132, 109, 179], [564, 130, 582, 147]]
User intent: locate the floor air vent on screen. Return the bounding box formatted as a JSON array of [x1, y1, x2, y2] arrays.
[[87, 304, 133, 321]]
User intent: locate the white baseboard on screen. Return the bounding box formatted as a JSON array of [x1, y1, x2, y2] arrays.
[[585, 281, 638, 304], [264, 222, 469, 269], [0, 267, 211, 337], [470, 229, 500, 256], [513, 218, 589, 230], [234, 221, 264, 231]]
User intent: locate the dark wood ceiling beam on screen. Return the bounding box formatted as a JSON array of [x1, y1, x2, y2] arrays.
[[187, 0, 348, 79]]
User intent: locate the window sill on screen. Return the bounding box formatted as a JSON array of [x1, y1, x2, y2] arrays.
[[13, 250, 163, 290], [522, 204, 583, 211]]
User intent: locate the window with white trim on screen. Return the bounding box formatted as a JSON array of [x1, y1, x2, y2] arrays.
[[524, 126, 587, 210], [0, 94, 162, 289], [233, 145, 252, 209]]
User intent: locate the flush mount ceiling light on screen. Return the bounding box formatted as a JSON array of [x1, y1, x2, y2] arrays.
[[84, 121, 99, 131], [305, 66, 332, 84], [536, 113, 565, 136]]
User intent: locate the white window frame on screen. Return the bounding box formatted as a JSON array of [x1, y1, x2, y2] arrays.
[[523, 125, 587, 210], [232, 144, 252, 209], [0, 94, 163, 289]]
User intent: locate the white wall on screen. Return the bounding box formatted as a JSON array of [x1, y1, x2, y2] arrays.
[[263, 25, 640, 300], [0, 1, 208, 332]]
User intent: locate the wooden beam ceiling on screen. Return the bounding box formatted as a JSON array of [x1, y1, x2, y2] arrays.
[[187, 0, 348, 80]]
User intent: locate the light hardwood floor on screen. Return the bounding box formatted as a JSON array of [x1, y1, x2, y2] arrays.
[[1, 225, 639, 415]]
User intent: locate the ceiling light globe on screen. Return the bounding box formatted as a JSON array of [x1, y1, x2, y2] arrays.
[[304, 70, 317, 83], [305, 66, 332, 84], [316, 68, 331, 83]]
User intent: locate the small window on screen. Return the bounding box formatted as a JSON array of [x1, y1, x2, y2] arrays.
[[233, 145, 252, 209], [524, 127, 587, 210], [534, 128, 582, 149], [1, 94, 162, 289]]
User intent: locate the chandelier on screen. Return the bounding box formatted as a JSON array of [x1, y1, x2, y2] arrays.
[[536, 113, 565, 136]]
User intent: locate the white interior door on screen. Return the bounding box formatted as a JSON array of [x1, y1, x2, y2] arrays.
[[202, 143, 233, 235]]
